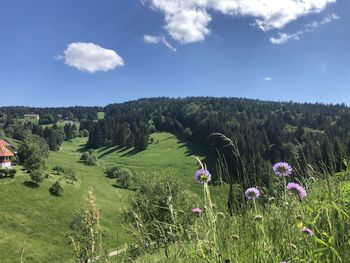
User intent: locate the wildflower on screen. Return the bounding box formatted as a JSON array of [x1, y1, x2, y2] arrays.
[[194, 169, 212, 184], [245, 187, 260, 200], [192, 207, 203, 216], [301, 227, 314, 236], [273, 162, 292, 177], [254, 215, 263, 221], [287, 182, 307, 199]]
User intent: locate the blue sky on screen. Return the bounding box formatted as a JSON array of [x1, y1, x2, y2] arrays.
[[0, 0, 348, 107]]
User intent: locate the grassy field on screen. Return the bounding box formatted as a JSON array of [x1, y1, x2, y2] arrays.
[[0, 132, 218, 263], [40, 120, 79, 129]]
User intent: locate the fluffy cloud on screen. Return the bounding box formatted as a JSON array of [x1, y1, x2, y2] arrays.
[[164, 9, 212, 44], [57, 42, 124, 73], [148, 0, 336, 44], [143, 35, 177, 52], [270, 13, 339, 44]]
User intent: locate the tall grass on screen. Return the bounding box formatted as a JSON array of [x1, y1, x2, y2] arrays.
[[125, 159, 350, 263]]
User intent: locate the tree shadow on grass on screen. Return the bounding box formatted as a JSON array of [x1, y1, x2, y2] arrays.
[[120, 148, 143, 157], [23, 181, 39, 189], [173, 133, 216, 176], [0, 175, 15, 180], [77, 145, 88, 153], [98, 145, 124, 159], [112, 184, 136, 191]]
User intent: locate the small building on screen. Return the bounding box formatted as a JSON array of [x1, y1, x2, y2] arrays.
[[24, 113, 40, 121], [0, 140, 14, 169]]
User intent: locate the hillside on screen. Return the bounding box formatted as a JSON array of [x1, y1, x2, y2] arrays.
[[0, 132, 212, 263]]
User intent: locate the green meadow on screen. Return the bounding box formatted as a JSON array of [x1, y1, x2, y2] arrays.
[[0, 132, 216, 263]]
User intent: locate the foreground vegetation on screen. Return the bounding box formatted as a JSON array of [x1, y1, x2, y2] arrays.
[[120, 161, 350, 263]]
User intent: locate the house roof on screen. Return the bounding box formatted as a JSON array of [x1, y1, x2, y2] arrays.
[[24, 113, 39, 116], [0, 140, 10, 147], [0, 144, 14, 157]]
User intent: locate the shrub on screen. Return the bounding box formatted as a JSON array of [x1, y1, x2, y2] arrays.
[[81, 150, 97, 166], [80, 152, 90, 161], [85, 155, 97, 166], [0, 168, 16, 178], [30, 169, 45, 185], [65, 168, 77, 181], [53, 165, 66, 175], [116, 168, 134, 188], [106, 166, 134, 188], [49, 181, 63, 196], [106, 165, 126, 178]]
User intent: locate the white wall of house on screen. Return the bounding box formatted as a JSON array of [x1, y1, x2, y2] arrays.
[[0, 162, 12, 169]]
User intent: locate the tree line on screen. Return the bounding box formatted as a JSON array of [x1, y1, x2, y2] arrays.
[[100, 97, 350, 184], [2, 97, 350, 186]]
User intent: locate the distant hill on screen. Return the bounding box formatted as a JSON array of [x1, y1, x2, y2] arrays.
[[2, 97, 350, 184], [98, 97, 350, 184]]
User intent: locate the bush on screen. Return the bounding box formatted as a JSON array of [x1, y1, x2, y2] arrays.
[[80, 152, 90, 161], [49, 181, 63, 196], [53, 165, 66, 175], [106, 166, 134, 188], [65, 168, 77, 181], [105, 165, 125, 178], [30, 169, 45, 185], [116, 168, 134, 188], [81, 150, 97, 166], [85, 155, 97, 166], [0, 168, 16, 178]]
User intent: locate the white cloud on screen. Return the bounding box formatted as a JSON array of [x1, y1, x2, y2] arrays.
[[147, 0, 336, 44], [270, 13, 339, 44], [164, 9, 212, 44], [263, 76, 272, 81], [143, 34, 177, 52], [57, 42, 124, 73], [270, 32, 302, 45]]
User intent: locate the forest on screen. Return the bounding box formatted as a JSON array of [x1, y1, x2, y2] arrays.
[[86, 97, 350, 184], [1, 97, 350, 186]]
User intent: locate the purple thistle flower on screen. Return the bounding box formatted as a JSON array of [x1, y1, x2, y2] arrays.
[[194, 169, 211, 184], [192, 207, 203, 216], [273, 162, 292, 177], [301, 227, 314, 236], [245, 187, 260, 200], [287, 182, 307, 199]]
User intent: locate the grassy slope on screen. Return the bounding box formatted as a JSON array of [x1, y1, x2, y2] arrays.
[[0, 132, 216, 263], [41, 120, 79, 129]]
